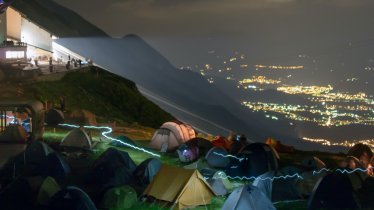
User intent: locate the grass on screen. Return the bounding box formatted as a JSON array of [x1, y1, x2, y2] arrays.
[[22, 67, 175, 128]]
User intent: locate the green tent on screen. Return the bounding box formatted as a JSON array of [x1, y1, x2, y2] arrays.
[[100, 185, 137, 210], [36, 176, 61, 205]]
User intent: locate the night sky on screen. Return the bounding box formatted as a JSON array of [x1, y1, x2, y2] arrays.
[[54, 0, 374, 67]]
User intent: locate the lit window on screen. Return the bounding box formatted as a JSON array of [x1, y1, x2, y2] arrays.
[[5, 51, 24, 59]]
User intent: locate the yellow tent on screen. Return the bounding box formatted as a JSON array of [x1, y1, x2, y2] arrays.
[[143, 165, 215, 209]]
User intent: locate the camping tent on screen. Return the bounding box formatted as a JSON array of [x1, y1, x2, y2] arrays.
[[48, 186, 97, 210], [227, 143, 279, 178], [36, 153, 71, 183], [347, 143, 373, 167], [90, 148, 136, 190], [301, 156, 326, 170], [201, 168, 233, 196], [0, 124, 28, 143], [149, 121, 196, 152], [177, 143, 199, 163], [183, 158, 211, 170], [212, 136, 232, 151], [143, 165, 215, 209], [0, 176, 60, 209], [222, 185, 276, 210], [45, 109, 64, 126], [185, 137, 213, 156], [133, 158, 162, 187], [308, 172, 361, 210], [24, 141, 54, 165], [205, 147, 230, 168], [100, 185, 137, 210], [60, 128, 92, 150], [252, 171, 302, 202]]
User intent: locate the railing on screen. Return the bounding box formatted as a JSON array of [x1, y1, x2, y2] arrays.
[[0, 41, 27, 48]]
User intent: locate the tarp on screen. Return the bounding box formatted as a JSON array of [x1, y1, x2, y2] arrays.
[[100, 185, 137, 210], [60, 128, 92, 150], [205, 147, 230, 168], [48, 186, 97, 210], [143, 165, 215, 209], [222, 185, 276, 210]]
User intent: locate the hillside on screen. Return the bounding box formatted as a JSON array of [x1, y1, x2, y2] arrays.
[[55, 36, 298, 142], [21, 68, 174, 128], [10, 0, 107, 37]]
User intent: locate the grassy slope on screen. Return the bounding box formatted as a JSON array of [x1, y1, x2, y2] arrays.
[[24, 68, 175, 128]]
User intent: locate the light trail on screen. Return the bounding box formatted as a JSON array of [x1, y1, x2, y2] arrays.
[[58, 123, 160, 157], [213, 152, 244, 162]]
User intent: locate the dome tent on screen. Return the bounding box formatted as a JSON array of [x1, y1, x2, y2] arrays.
[[149, 121, 195, 152], [99, 185, 137, 210], [222, 185, 276, 210], [205, 146, 230, 168], [60, 127, 92, 150], [48, 186, 97, 210]]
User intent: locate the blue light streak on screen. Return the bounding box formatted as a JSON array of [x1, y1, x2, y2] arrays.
[[213, 152, 244, 162], [58, 123, 160, 157]]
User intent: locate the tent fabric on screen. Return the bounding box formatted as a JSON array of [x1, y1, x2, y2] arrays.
[[0, 176, 60, 209], [205, 147, 230, 168], [265, 137, 294, 153], [133, 158, 162, 186], [110, 135, 137, 147], [252, 171, 302, 202], [60, 128, 92, 150], [24, 141, 54, 165], [222, 185, 276, 210], [48, 186, 97, 210], [0, 124, 28, 143], [212, 136, 232, 151], [149, 122, 196, 152], [45, 109, 64, 126], [296, 171, 327, 197], [201, 169, 233, 196], [100, 185, 137, 210], [301, 156, 326, 170], [177, 143, 199, 163], [228, 143, 279, 178], [36, 176, 61, 206], [37, 153, 71, 183], [308, 172, 360, 210], [347, 143, 373, 160], [143, 165, 215, 209], [183, 158, 211, 170], [91, 148, 136, 190], [185, 137, 213, 156]]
